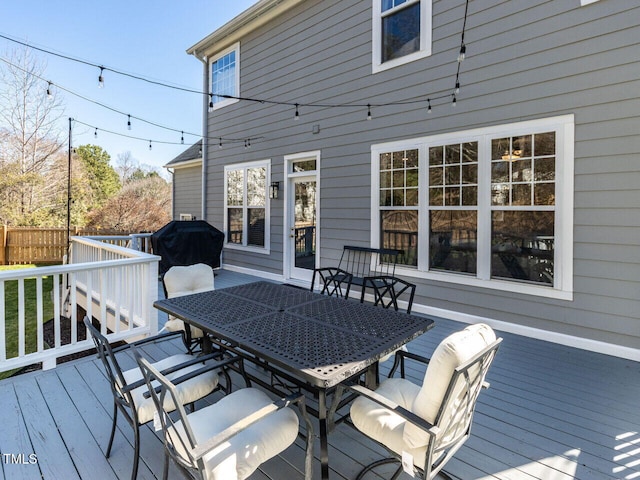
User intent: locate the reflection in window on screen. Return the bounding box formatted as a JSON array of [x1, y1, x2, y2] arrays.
[[225, 162, 268, 249], [430, 210, 477, 274], [491, 211, 554, 285], [382, 1, 420, 63], [211, 46, 238, 107], [381, 210, 418, 266], [380, 149, 419, 267]]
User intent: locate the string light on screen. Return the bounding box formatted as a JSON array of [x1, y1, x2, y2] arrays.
[[452, 94, 457, 107], [181, 131, 184, 144], [427, 98, 432, 114], [98, 66, 104, 88], [46, 81, 53, 100], [208, 94, 214, 113], [94, 127, 98, 138], [294, 103, 299, 121], [148, 140, 152, 150], [457, 44, 466, 63], [455, 81, 460, 94], [219, 138, 223, 148], [367, 103, 372, 121], [127, 114, 131, 130]]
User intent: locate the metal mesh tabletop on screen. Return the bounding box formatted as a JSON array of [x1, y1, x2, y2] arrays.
[[157, 289, 275, 325], [154, 281, 434, 388]]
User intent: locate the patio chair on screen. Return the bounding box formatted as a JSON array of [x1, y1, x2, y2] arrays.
[[311, 245, 400, 299], [84, 317, 230, 480], [134, 349, 315, 480], [348, 324, 502, 479], [360, 275, 416, 314], [162, 263, 215, 353]]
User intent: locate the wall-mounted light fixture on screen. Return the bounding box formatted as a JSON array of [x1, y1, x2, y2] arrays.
[[269, 181, 280, 199]]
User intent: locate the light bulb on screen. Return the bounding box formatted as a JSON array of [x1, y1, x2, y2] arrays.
[[367, 104, 372, 121], [452, 95, 457, 107], [294, 103, 300, 121], [46, 82, 53, 100], [455, 82, 460, 94], [98, 67, 104, 88], [427, 99, 432, 114], [457, 44, 466, 63], [127, 115, 132, 130], [149, 140, 152, 151]]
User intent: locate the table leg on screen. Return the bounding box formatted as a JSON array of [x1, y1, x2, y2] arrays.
[[318, 390, 330, 479]]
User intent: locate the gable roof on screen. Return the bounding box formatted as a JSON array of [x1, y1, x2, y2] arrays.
[[187, 0, 305, 58], [164, 140, 202, 168]]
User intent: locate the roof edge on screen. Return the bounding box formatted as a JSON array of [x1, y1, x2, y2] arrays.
[[187, 0, 305, 58]]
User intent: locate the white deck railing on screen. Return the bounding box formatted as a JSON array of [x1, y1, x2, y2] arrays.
[[0, 234, 159, 373]]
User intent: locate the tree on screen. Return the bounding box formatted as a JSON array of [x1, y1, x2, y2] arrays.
[[86, 175, 171, 232], [75, 144, 121, 206], [0, 47, 65, 225]]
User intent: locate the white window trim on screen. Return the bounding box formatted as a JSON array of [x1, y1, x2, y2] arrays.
[[224, 159, 271, 254], [209, 42, 240, 111], [371, 115, 574, 300], [372, 0, 432, 74]]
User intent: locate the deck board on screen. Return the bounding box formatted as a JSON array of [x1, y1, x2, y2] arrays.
[[0, 269, 638, 480]]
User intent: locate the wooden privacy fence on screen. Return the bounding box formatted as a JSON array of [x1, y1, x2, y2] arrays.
[[0, 226, 128, 265]]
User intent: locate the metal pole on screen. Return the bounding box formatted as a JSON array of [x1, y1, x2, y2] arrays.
[[67, 117, 72, 252]]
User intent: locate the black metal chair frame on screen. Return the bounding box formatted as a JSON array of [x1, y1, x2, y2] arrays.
[[347, 338, 502, 480], [83, 317, 233, 480], [134, 350, 315, 480], [311, 245, 402, 300], [360, 274, 417, 314]]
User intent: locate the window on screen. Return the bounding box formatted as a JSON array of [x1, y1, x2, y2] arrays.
[[210, 43, 239, 110], [224, 160, 270, 252], [371, 115, 574, 299], [372, 0, 432, 73]]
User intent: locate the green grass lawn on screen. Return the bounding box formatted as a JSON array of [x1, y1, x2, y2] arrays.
[[1, 265, 55, 379]]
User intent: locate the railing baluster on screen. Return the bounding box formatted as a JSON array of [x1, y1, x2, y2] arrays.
[[18, 278, 25, 357], [36, 276, 44, 353]]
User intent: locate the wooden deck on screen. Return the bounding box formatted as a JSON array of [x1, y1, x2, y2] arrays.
[[0, 269, 638, 480]]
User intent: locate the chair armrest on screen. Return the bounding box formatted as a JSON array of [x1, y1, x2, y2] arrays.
[[129, 354, 240, 395], [388, 349, 431, 378], [347, 384, 439, 438], [191, 393, 305, 461]]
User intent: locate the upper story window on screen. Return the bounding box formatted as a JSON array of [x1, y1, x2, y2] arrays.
[[210, 43, 239, 110], [373, 0, 432, 73], [224, 160, 271, 253], [371, 115, 575, 300]]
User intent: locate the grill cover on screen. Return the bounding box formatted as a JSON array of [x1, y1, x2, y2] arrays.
[[152, 220, 224, 276]]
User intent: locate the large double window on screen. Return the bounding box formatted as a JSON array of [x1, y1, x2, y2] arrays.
[[373, 0, 432, 73], [372, 115, 574, 299], [210, 43, 239, 110], [224, 160, 270, 252]]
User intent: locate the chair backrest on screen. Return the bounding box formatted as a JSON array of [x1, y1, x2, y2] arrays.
[[134, 351, 201, 474], [340, 246, 400, 279], [404, 324, 501, 472], [84, 317, 136, 416], [163, 263, 215, 299]]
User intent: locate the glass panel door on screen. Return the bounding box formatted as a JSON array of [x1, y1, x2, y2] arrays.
[[292, 178, 317, 273]]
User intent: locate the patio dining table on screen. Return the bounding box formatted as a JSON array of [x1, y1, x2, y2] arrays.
[[154, 280, 435, 479]]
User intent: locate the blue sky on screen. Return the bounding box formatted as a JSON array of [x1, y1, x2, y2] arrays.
[[0, 0, 258, 173]]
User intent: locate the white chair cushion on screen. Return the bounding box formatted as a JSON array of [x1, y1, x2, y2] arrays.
[[403, 323, 496, 449], [164, 263, 215, 298], [168, 387, 299, 480], [350, 378, 426, 463], [123, 353, 219, 424], [163, 263, 214, 337]]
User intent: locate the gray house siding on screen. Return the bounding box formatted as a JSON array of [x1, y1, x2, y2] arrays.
[[200, 0, 640, 353], [172, 164, 202, 220]]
